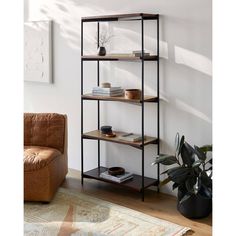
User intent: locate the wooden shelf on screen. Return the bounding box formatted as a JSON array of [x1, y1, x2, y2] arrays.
[[83, 167, 158, 191], [82, 94, 158, 103], [82, 130, 158, 149], [82, 13, 159, 22], [81, 55, 158, 61]]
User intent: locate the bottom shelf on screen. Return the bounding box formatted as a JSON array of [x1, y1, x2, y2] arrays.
[[83, 167, 158, 192]]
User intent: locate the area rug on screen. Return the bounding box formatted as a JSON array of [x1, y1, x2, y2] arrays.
[[24, 188, 190, 236]]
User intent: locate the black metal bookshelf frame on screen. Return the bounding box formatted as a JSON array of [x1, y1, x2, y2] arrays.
[[80, 13, 160, 201]]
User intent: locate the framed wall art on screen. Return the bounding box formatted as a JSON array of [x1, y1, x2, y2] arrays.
[[24, 20, 52, 83]]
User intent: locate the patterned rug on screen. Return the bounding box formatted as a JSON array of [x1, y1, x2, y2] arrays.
[[24, 188, 190, 236]]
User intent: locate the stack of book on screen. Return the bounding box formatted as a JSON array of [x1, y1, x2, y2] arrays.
[[108, 51, 150, 57], [132, 50, 150, 57], [118, 133, 145, 142], [100, 171, 133, 183], [92, 87, 124, 97]]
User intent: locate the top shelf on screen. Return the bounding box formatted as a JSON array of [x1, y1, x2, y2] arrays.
[[82, 55, 158, 61], [82, 13, 159, 22]]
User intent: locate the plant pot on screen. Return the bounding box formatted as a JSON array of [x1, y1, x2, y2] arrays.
[[177, 188, 212, 219], [98, 46, 106, 56]]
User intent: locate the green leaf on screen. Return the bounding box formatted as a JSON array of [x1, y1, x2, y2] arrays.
[[168, 167, 191, 184], [180, 142, 195, 166], [161, 166, 181, 178], [166, 166, 183, 175], [194, 145, 207, 161], [185, 177, 197, 194], [194, 177, 201, 194], [192, 160, 203, 168], [200, 145, 212, 153], [209, 170, 213, 178], [171, 174, 189, 184], [179, 194, 192, 204], [205, 158, 212, 165], [175, 133, 180, 153], [205, 166, 212, 171], [172, 182, 179, 190], [177, 135, 185, 156], [152, 154, 178, 166], [200, 172, 212, 188], [161, 169, 169, 175], [167, 166, 186, 175], [193, 166, 202, 175]]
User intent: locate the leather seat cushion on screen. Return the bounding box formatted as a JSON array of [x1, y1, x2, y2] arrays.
[[24, 146, 62, 172]]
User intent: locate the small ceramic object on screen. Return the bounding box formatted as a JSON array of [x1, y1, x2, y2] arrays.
[[108, 167, 125, 176], [125, 89, 141, 99], [98, 46, 106, 56], [100, 125, 112, 134], [101, 82, 111, 88]]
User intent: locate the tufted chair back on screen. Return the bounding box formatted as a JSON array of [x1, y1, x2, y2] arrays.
[[24, 113, 67, 154]]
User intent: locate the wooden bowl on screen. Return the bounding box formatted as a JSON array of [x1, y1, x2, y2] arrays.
[[105, 132, 116, 138], [108, 167, 125, 176], [101, 82, 111, 88], [125, 89, 141, 100]]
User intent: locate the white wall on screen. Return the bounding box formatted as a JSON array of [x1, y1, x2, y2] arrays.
[[24, 0, 212, 195]]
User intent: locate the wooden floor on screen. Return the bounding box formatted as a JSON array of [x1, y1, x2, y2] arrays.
[[61, 169, 212, 236]]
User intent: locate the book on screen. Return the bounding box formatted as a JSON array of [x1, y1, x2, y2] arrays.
[[100, 171, 133, 183], [92, 87, 122, 92], [92, 90, 124, 96], [118, 133, 145, 142], [132, 50, 150, 57], [107, 53, 133, 57], [92, 90, 123, 93], [92, 90, 124, 94], [92, 92, 124, 97], [92, 87, 124, 97], [133, 52, 150, 57], [107, 52, 150, 57]]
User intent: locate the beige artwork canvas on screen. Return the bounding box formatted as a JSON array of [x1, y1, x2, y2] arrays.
[[24, 20, 52, 83]]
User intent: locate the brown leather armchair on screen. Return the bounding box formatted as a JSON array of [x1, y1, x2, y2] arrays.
[[24, 113, 68, 202]]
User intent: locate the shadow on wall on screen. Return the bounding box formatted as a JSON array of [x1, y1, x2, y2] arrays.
[[161, 92, 212, 124], [35, 0, 212, 129], [35, 0, 212, 76], [175, 46, 212, 76], [37, 0, 117, 51]]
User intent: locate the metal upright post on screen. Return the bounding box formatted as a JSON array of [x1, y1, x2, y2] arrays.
[[141, 16, 145, 201], [157, 15, 160, 191], [81, 20, 84, 185], [97, 22, 101, 170]]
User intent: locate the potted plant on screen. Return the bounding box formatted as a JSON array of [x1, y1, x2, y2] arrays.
[[152, 133, 212, 219], [96, 31, 114, 56]]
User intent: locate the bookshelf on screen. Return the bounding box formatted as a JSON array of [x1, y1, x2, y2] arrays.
[[81, 13, 160, 201]]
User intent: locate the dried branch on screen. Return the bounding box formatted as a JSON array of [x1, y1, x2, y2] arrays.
[[94, 30, 114, 47]]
